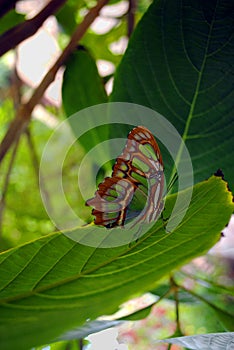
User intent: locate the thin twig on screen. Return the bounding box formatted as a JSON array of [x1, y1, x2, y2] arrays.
[[167, 342, 172, 350], [78, 339, 83, 350], [11, 59, 22, 109], [0, 0, 110, 164], [170, 276, 182, 334], [127, 0, 136, 37], [174, 286, 182, 333], [0, 0, 67, 57]]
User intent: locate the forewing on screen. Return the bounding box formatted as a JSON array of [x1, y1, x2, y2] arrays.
[[86, 177, 135, 227]]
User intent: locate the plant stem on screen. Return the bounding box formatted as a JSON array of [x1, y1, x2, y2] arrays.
[[170, 276, 182, 334], [78, 338, 83, 350]]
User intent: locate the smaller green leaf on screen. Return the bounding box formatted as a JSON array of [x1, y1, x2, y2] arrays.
[[62, 46, 109, 162], [62, 47, 108, 116]]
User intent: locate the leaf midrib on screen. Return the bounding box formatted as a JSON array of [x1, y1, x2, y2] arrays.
[[169, 2, 217, 183]]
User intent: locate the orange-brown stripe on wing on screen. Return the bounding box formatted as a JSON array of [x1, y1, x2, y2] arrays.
[[86, 177, 136, 227]]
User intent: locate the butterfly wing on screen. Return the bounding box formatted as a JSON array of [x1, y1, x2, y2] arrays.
[[113, 126, 162, 183], [86, 126, 164, 227], [86, 177, 136, 227]]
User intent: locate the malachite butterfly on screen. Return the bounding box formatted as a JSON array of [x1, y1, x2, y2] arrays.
[[86, 126, 164, 228]]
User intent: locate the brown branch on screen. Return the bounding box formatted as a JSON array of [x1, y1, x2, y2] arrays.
[[0, 0, 109, 164], [0, 0, 67, 57]]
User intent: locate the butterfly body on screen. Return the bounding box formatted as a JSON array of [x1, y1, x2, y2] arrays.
[[86, 126, 164, 228]]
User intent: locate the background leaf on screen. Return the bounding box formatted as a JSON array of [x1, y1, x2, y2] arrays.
[[62, 46, 109, 166], [82, 22, 126, 65], [63, 47, 107, 115], [111, 0, 234, 190], [158, 332, 234, 350], [56, 0, 86, 35], [0, 176, 233, 350], [0, 10, 25, 35]]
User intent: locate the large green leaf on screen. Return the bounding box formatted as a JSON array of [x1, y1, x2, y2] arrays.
[[0, 176, 233, 350], [111, 0, 234, 190]]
